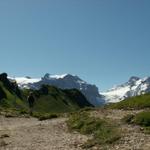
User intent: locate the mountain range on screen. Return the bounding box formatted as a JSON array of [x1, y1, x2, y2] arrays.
[[101, 76, 150, 103], [9, 73, 105, 106], [9, 74, 150, 105]]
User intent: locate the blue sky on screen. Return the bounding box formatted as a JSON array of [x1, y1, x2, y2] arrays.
[[0, 0, 150, 91]]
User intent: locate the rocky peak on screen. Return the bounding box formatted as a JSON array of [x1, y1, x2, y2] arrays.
[[128, 76, 140, 83]]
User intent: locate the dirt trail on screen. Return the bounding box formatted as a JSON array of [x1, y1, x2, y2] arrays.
[[0, 116, 88, 150]]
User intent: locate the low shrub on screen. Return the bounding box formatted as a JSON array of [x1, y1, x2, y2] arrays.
[[67, 112, 120, 148], [5, 113, 17, 118], [19, 109, 28, 115], [79, 107, 95, 112], [143, 127, 150, 134], [32, 113, 59, 121], [134, 111, 150, 127]]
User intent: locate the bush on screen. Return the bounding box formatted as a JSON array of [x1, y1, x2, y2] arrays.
[[32, 113, 59, 121], [143, 127, 150, 134], [19, 109, 28, 115], [134, 111, 150, 127], [122, 111, 150, 134], [79, 107, 95, 112], [67, 112, 120, 147]]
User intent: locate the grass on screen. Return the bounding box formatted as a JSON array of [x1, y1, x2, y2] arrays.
[[108, 94, 150, 110], [143, 127, 150, 134], [27, 86, 92, 114], [122, 111, 150, 134], [134, 111, 150, 126], [67, 111, 120, 148], [32, 112, 59, 121], [0, 81, 28, 110], [38, 113, 59, 121], [79, 107, 96, 112], [2, 108, 29, 118]]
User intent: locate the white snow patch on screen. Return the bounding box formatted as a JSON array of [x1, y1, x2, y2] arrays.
[[49, 74, 68, 79], [101, 86, 130, 103], [9, 77, 41, 84]]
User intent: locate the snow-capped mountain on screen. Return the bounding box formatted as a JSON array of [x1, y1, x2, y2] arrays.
[[10, 74, 105, 106], [101, 76, 150, 103], [11, 77, 41, 89], [9, 74, 150, 104]]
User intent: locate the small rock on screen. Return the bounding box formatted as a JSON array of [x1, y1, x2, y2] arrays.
[[0, 134, 9, 138], [0, 139, 8, 147]]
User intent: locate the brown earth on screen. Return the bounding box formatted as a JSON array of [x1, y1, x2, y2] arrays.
[[0, 116, 88, 150]]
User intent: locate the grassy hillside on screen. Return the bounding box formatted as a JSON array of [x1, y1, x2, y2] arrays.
[[31, 85, 93, 113], [0, 81, 27, 111], [108, 94, 150, 110]]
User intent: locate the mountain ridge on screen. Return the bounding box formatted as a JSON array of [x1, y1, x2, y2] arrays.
[[10, 73, 105, 106], [9, 73, 150, 104], [101, 76, 150, 103]]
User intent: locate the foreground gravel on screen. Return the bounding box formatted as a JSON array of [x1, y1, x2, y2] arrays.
[[0, 116, 88, 150]]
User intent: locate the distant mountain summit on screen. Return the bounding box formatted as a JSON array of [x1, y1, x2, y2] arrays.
[[42, 73, 69, 80], [10, 73, 105, 106], [101, 76, 150, 103], [128, 76, 140, 83]]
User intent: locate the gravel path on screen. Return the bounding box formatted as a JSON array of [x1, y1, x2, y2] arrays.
[[0, 116, 88, 150]]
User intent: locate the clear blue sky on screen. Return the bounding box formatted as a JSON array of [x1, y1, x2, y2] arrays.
[[0, 0, 150, 91]]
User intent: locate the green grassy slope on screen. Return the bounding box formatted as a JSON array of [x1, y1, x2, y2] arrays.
[[33, 85, 93, 113], [0, 81, 27, 110], [108, 94, 150, 110]]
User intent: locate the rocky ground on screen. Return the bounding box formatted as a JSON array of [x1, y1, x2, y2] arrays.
[[0, 109, 150, 150], [0, 116, 88, 150]]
